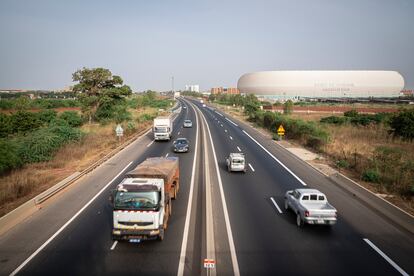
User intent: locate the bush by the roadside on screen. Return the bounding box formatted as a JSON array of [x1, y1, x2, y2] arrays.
[[362, 169, 380, 183], [362, 146, 414, 196], [59, 111, 82, 127], [18, 125, 82, 163], [389, 109, 414, 141], [320, 116, 349, 125], [37, 109, 58, 125], [11, 111, 42, 133], [0, 98, 79, 110], [249, 111, 329, 151], [0, 139, 22, 172]]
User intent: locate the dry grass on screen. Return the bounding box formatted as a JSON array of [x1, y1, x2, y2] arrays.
[[0, 108, 156, 217]]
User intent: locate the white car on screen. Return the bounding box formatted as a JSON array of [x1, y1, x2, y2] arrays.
[[226, 153, 247, 173], [183, 120, 192, 128], [202, 104, 206, 107]]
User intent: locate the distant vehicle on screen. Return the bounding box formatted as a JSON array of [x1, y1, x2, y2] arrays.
[[153, 116, 172, 140], [110, 157, 180, 241], [226, 153, 247, 172], [173, 138, 189, 153], [200, 99, 204, 104], [183, 120, 192, 128], [202, 104, 206, 107], [183, 106, 187, 109], [284, 189, 337, 227]]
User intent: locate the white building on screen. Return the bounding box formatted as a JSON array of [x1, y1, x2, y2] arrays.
[[185, 84, 200, 93], [237, 71, 404, 99]]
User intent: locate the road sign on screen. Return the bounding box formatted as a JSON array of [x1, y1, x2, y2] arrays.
[[277, 124, 285, 136], [203, 259, 215, 269], [115, 124, 124, 137]]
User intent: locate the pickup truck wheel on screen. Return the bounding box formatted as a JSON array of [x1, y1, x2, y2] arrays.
[[158, 229, 165, 241], [284, 200, 289, 211], [296, 214, 304, 227]]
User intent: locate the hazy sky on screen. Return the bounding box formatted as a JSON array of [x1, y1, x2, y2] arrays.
[[1, 0, 413, 91]]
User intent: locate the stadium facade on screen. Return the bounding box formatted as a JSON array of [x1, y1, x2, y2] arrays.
[[237, 71, 404, 99]]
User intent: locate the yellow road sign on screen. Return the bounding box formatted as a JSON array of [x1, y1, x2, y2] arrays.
[[277, 125, 285, 135]]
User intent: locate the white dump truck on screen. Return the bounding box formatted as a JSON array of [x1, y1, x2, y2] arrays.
[[110, 157, 180, 241], [153, 116, 173, 140]]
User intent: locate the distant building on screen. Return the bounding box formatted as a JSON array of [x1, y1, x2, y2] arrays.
[[401, 89, 414, 96], [185, 85, 200, 93], [210, 87, 240, 95], [238, 71, 404, 99]]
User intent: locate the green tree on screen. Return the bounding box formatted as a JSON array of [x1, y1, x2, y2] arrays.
[[283, 100, 293, 115], [389, 109, 414, 141], [72, 67, 132, 123]]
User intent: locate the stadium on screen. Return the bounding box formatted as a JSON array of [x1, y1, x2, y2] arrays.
[[237, 71, 405, 100]]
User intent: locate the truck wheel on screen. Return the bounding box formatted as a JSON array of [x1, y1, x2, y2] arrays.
[[172, 187, 177, 200], [296, 214, 304, 227], [227, 165, 230, 172], [284, 200, 289, 211]]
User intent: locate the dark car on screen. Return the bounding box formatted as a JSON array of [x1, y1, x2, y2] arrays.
[[173, 138, 189, 153]]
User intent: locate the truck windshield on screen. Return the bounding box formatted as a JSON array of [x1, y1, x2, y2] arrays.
[[114, 191, 160, 210], [154, 127, 168, 133]]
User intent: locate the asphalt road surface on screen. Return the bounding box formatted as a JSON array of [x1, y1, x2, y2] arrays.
[[0, 98, 413, 276]]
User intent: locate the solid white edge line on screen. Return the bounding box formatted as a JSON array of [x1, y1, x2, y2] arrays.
[[199, 109, 240, 276], [110, 241, 118, 251], [177, 100, 200, 276], [363, 238, 408, 276], [270, 197, 283, 214], [242, 130, 307, 186], [146, 140, 154, 147], [237, 146, 241, 152], [10, 161, 133, 276], [248, 163, 255, 172], [229, 136, 233, 140], [215, 111, 224, 117], [225, 117, 238, 127]]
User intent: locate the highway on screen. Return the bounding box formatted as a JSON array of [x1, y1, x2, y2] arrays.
[[0, 98, 413, 275]]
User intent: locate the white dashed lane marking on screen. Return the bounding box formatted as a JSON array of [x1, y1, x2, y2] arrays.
[[248, 163, 255, 172], [237, 146, 241, 152], [229, 136, 233, 140], [270, 197, 283, 214]]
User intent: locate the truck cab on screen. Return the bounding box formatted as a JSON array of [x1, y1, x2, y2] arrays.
[[153, 116, 172, 141], [111, 178, 170, 241], [111, 157, 179, 242], [226, 153, 247, 173]]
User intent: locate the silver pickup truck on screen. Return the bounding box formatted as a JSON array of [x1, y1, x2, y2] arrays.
[[284, 188, 337, 227]]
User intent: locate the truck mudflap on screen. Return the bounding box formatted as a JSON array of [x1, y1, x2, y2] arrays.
[[112, 228, 163, 241]]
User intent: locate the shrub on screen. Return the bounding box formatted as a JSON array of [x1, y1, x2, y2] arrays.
[[362, 169, 380, 183], [18, 126, 82, 163], [0, 139, 22, 173], [336, 159, 349, 169], [344, 109, 358, 117], [59, 111, 82, 127], [37, 109, 57, 125], [10, 111, 42, 133], [0, 113, 12, 138], [320, 116, 349, 125], [306, 136, 326, 151], [389, 109, 414, 141]]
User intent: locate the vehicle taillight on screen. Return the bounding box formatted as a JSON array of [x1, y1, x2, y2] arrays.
[[305, 211, 310, 217]]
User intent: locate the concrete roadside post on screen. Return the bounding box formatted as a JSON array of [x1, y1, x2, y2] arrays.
[[115, 124, 124, 143]]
